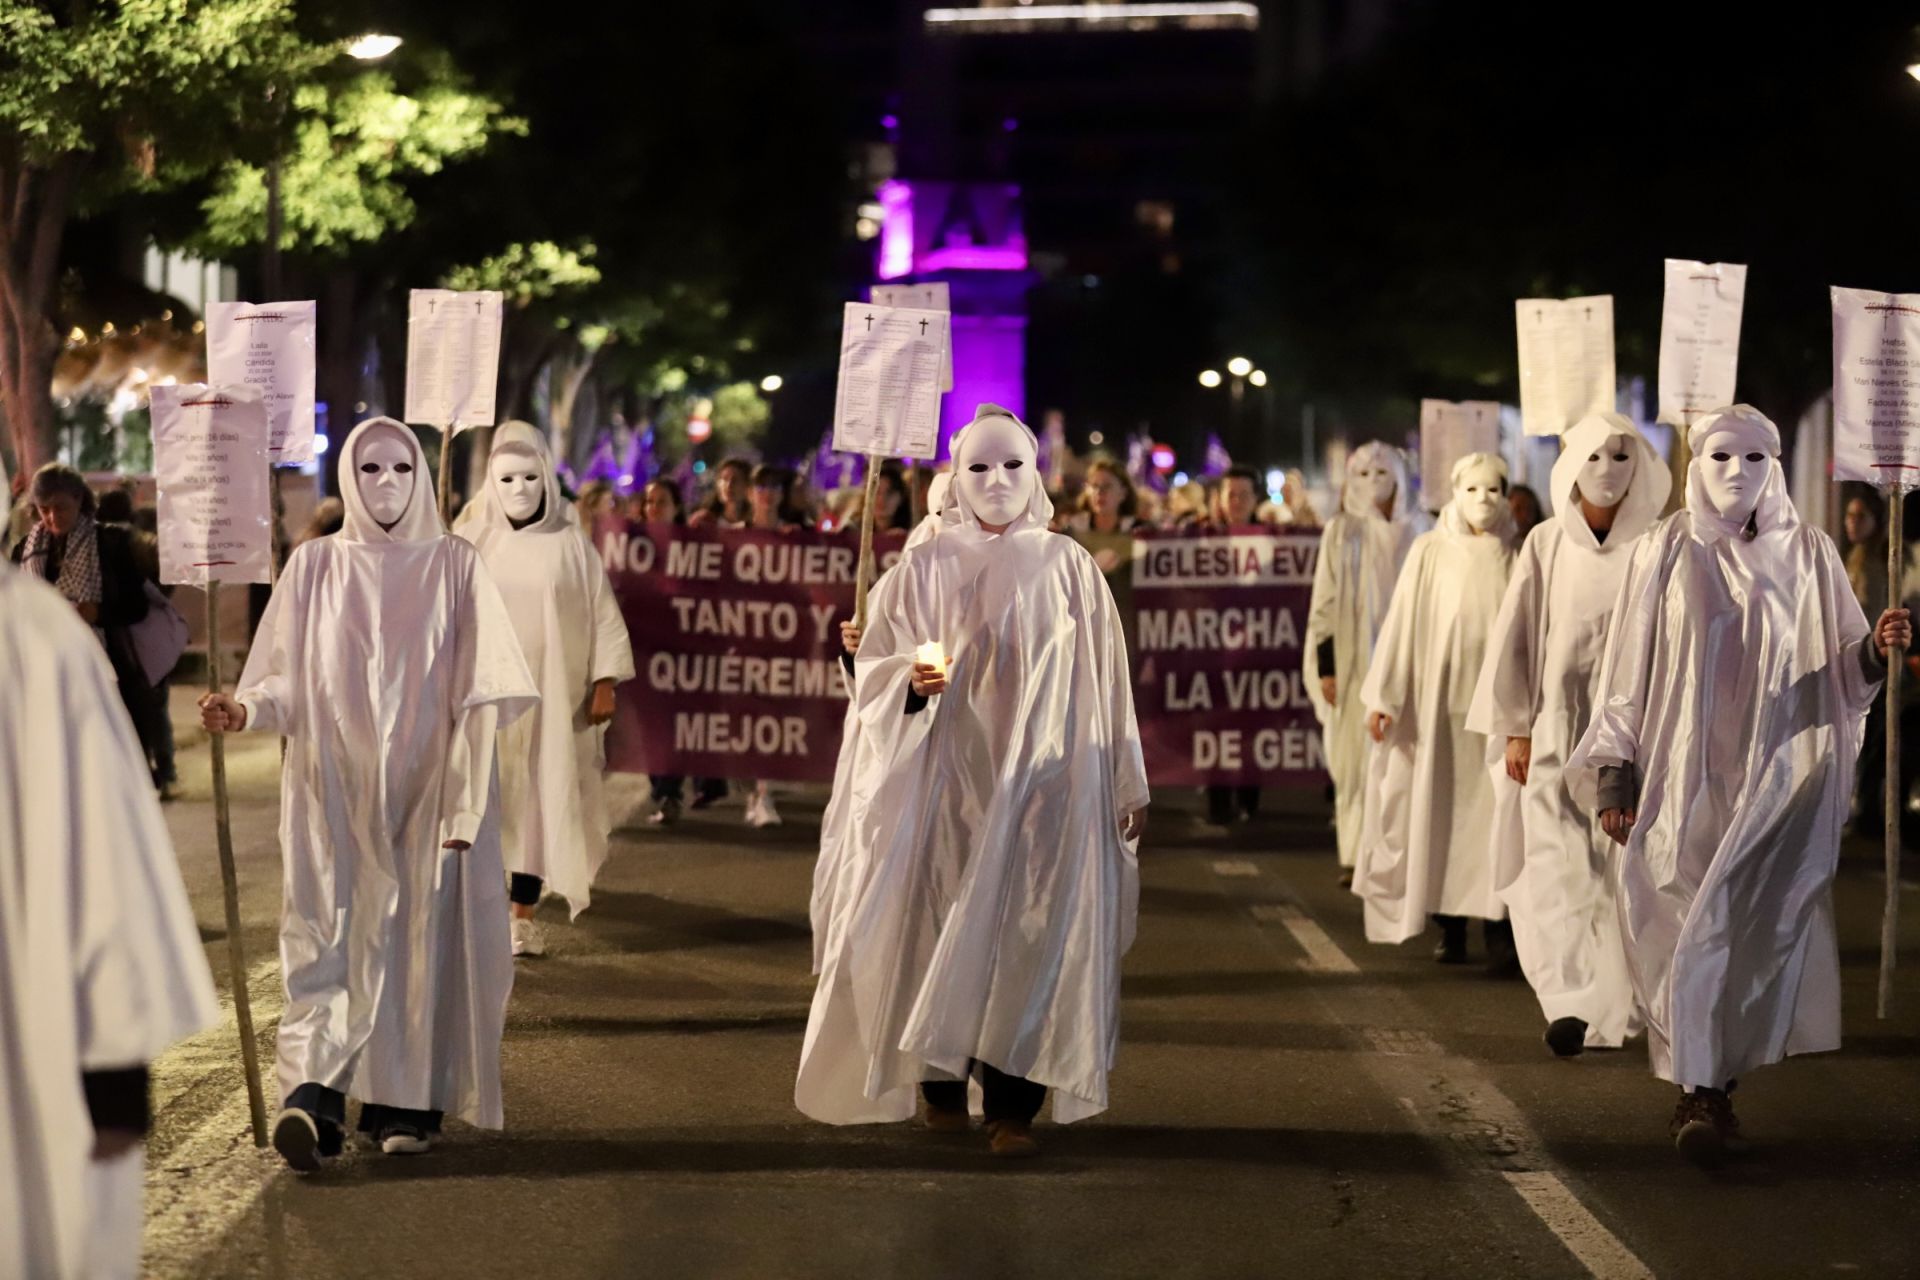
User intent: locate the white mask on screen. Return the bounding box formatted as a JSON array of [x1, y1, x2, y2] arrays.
[[1453, 459, 1505, 533], [1350, 458, 1397, 508], [490, 449, 544, 523], [956, 415, 1036, 528], [1576, 433, 1636, 509], [1697, 427, 1770, 522], [355, 429, 417, 527]]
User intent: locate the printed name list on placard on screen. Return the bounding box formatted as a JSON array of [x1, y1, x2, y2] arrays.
[[405, 289, 504, 430], [831, 302, 948, 460], [1515, 295, 1616, 435], [1832, 286, 1920, 488], [1418, 399, 1500, 501], [1658, 260, 1746, 426], [206, 300, 317, 463], [152, 383, 273, 586], [871, 282, 953, 391]]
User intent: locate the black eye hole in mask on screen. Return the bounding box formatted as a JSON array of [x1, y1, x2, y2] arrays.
[[359, 462, 379, 473], [396, 462, 414, 474], [1745, 452, 1765, 463], [1710, 452, 1732, 462], [1004, 459, 1023, 470], [1588, 454, 1601, 463], [1613, 453, 1630, 463], [967, 463, 989, 473]]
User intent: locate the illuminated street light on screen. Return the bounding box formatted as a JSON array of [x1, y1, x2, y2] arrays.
[[1198, 368, 1223, 388], [348, 33, 403, 60], [760, 374, 784, 393], [1908, 62, 1920, 82], [1226, 356, 1253, 378], [1248, 369, 1268, 387]]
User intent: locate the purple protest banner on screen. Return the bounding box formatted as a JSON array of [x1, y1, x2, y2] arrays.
[[1129, 527, 1328, 787], [597, 521, 905, 783]]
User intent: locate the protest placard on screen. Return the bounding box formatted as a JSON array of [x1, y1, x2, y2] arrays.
[[206, 300, 317, 462], [1832, 286, 1920, 488], [1515, 295, 1615, 435], [151, 383, 273, 586], [405, 288, 504, 429], [1129, 529, 1327, 787], [871, 282, 953, 391], [831, 302, 947, 460], [1658, 260, 1746, 426], [1418, 399, 1501, 501]]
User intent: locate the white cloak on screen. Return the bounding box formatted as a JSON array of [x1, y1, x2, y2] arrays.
[[0, 566, 218, 1279], [1567, 424, 1877, 1089], [797, 489, 1148, 1125], [1354, 499, 1516, 942], [460, 422, 635, 918], [1303, 445, 1430, 868], [237, 418, 537, 1126], [1466, 414, 1669, 1046]]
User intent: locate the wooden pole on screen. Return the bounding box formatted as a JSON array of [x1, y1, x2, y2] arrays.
[[437, 424, 456, 524], [1881, 487, 1905, 1019], [206, 583, 270, 1146], [853, 455, 882, 629]]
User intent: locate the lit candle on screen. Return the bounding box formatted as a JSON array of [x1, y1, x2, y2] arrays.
[[915, 640, 949, 678]]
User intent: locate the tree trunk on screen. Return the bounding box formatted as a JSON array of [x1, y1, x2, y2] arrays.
[[0, 155, 78, 475]]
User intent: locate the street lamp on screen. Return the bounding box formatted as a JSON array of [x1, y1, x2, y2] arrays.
[[760, 374, 783, 393], [1248, 369, 1268, 388], [348, 33, 404, 60], [1226, 356, 1253, 378], [1198, 368, 1223, 388]]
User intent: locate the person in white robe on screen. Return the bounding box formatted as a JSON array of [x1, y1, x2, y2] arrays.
[[1, 465, 219, 1280], [1303, 443, 1431, 879], [1356, 451, 1518, 965], [1567, 405, 1908, 1167], [200, 417, 537, 1168], [458, 422, 634, 956], [796, 407, 1148, 1158], [1467, 413, 1670, 1057]]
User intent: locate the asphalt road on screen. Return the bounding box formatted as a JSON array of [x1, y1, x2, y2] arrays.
[[139, 696, 1920, 1279]]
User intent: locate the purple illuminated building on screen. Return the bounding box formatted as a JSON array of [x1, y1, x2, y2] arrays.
[[874, 178, 1034, 458]]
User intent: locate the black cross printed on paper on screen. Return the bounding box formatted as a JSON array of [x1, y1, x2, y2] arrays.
[[864, 313, 875, 331], [919, 319, 929, 335]]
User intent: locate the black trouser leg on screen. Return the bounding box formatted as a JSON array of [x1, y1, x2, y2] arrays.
[[1856, 698, 1886, 835], [509, 873, 543, 907], [1237, 786, 1261, 819], [979, 1063, 1046, 1126], [358, 1103, 444, 1136], [650, 775, 684, 804], [1205, 785, 1234, 824], [921, 1077, 967, 1113], [285, 1081, 348, 1155], [145, 677, 177, 785]]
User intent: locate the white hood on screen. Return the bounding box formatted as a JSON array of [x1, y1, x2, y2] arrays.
[[1551, 412, 1671, 551], [339, 417, 445, 544]]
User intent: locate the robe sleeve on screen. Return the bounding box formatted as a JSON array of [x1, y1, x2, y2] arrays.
[[234, 548, 302, 736], [1565, 520, 1676, 807], [851, 551, 928, 738], [582, 541, 637, 687], [1302, 518, 1343, 724], [1090, 560, 1150, 816], [441, 550, 540, 845], [1358, 536, 1427, 726], [60, 599, 219, 1068], [1820, 531, 1882, 715], [1466, 528, 1545, 741]]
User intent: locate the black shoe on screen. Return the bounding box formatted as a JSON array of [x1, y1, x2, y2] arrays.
[[273, 1108, 327, 1172], [1544, 1017, 1588, 1058], [1432, 916, 1469, 964], [1337, 869, 1354, 890]]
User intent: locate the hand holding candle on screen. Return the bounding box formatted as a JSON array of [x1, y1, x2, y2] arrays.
[[911, 640, 951, 698]]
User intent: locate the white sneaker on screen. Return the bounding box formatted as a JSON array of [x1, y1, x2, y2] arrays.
[[510, 917, 547, 957], [746, 793, 782, 828], [378, 1127, 433, 1156]]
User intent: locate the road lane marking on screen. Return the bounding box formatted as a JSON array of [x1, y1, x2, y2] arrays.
[[1249, 902, 1360, 974], [1239, 878, 1657, 1280], [1210, 859, 1261, 877]]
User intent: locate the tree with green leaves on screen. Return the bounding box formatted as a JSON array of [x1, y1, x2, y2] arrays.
[[0, 0, 327, 474]]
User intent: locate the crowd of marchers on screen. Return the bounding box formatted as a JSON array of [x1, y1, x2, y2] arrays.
[[4, 399, 1915, 1279]]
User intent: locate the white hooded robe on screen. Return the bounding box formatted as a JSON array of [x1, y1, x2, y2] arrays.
[[1566, 406, 1879, 1089], [1, 560, 218, 1279], [458, 422, 634, 919], [1466, 413, 1669, 1047], [236, 418, 537, 1126], [1355, 480, 1516, 942], [797, 425, 1149, 1125], [1303, 444, 1431, 868]]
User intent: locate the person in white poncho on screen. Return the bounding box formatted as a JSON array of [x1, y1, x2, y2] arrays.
[[1567, 405, 1909, 1168], [456, 422, 635, 957], [1, 465, 218, 1280], [201, 417, 538, 1168], [796, 407, 1149, 1158], [1356, 451, 1519, 967], [1303, 443, 1431, 881], [1466, 413, 1670, 1058]]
